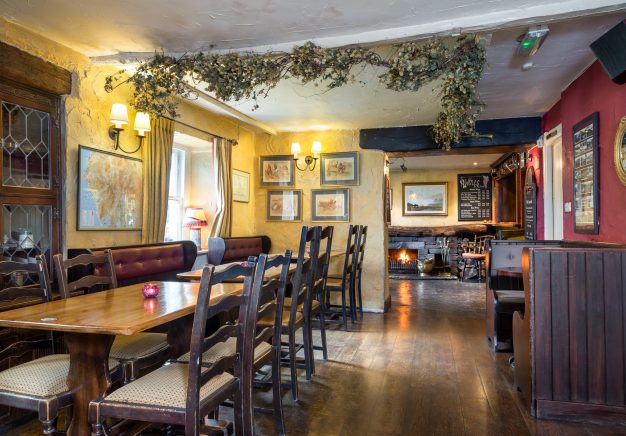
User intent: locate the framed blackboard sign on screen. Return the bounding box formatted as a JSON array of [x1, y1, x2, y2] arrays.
[[524, 167, 537, 239], [457, 173, 492, 221], [573, 112, 599, 234]]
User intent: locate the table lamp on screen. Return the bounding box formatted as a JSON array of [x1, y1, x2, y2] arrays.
[[183, 207, 208, 248]]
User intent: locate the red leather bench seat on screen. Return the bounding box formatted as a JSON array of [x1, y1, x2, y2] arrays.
[[93, 244, 186, 282], [222, 237, 264, 263]]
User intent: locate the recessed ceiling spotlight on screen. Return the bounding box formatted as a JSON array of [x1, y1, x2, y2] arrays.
[[517, 25, 549, 57], [473, 162, 478, 166], [522, 61, 534, 71]]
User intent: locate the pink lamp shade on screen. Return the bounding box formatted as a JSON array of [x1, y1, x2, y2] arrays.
[[183, 208, 208, 228]]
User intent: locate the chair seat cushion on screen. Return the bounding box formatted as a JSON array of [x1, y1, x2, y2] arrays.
[[257, 309, 303, 327], [462, 253, 486, 260], [325, 277, 345, 288], [495, 290, 525, 305], [110, 333, 169, 360], [0, 354, 119, 397], [102, 363, 234, 409], [283, 298, 320, 312], [177, 337, 272, 364]]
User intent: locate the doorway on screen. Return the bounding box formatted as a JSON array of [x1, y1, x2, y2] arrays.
[[542, 124, 564, 240]]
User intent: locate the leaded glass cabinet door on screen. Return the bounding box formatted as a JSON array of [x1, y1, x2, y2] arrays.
[[0, 81, 61, 264]]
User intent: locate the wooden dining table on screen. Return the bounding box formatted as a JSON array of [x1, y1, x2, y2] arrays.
[[0, 281, 242, 436]]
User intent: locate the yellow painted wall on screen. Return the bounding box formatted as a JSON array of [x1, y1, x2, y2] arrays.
[[390, 168, 492, 227], [255, 130, 389, 311], [1, 19, 259, 250]]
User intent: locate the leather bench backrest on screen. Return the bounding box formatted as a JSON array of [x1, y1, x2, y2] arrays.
[[94, 243, 185, 281], [488, 240, 563, 271], [222, 237, 264, 263]]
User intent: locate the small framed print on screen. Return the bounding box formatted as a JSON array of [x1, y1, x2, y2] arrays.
[[232, 169, 250, 203], [260, 155, 295, 187], [266, 190, 302, 222], [311, 189, 350, 222], [320, 152, 359, 185], [402, 182, 448, 216]]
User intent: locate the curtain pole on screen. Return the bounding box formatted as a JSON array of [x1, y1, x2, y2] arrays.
[[161, 116, 237, 146]]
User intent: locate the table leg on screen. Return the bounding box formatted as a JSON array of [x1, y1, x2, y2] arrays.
[[64, 332, 114, 436], [167, 313, 194, 357]]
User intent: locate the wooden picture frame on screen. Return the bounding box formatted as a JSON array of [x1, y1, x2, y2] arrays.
[[614, 116, 626, 186], [266, 190, 302, 222], [232, 169, 250, 203], [320, 152, 359, 185], [311, 189, 350, 222], [573, 112, 599, 234], [402, 182, 448, 216], [77, 145, 143, 230], [260, 155, 295, 187]]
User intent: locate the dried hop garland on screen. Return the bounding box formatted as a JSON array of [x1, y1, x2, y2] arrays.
[[105, 35, 486, 149]]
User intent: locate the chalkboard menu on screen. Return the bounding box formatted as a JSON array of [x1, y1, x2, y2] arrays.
[[457, 173, 492, 221], [524, 167, 537, 240]]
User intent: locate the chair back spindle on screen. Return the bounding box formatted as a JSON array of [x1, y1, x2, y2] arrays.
[[53, 250, 117, 298]]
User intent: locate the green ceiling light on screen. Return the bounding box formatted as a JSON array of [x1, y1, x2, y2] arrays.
[[517, 25, 550, 57]]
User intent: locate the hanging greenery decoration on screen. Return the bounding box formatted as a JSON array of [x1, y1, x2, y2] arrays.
[[105, 35, 486, 148]]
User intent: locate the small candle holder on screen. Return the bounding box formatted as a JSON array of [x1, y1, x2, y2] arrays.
[[142, 283, 160, 298]]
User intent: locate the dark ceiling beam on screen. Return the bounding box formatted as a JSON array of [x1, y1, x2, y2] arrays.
[[359, 117, 542, 153], [0, 42, 72, 96]]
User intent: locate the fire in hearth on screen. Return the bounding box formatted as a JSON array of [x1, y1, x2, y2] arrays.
[[397, 250, 411, 263], [388, 248, 419, 273]]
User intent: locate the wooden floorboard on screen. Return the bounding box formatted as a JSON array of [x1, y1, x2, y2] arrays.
[[6, 279, 626, 435]]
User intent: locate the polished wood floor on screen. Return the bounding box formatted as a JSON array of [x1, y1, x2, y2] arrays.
[[7, 279, 626, 435]]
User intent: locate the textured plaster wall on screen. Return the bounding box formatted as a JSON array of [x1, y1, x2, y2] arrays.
[[1, 19, 259, 249], [255, 130, 389, 311], [390, 168, 492, 227]]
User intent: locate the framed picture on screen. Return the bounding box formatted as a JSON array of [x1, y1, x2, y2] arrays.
[[232, 169, 250, 203], [260, 155, 295, 187], [320, 152, 359, 185], [614, 116, 626, 186], [311, 189, 350, 221], [77, 145, 143, 230], [402, 182, 448, 216], [266, 190, 302, 221], [573, 112, 599, 234]]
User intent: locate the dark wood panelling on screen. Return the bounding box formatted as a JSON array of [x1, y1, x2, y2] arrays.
[[586, 252, 606, 404], [603, 252, 624, 406], [0, 42, 71, 96], [568, 251, 588, 403], [533, 250, 553, 401], [551, 252, 570, 401]]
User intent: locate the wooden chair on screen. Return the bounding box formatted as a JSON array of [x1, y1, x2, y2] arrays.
[[461, 235, 495, 282], [176, 252, 292, 435], [0, 255, 120, 434], [325, 224, 360, 329], [53, 251, 170, 383], [89, 260, 261, 436], [354, 225, 368, 318], [259, 226, 319, 401]]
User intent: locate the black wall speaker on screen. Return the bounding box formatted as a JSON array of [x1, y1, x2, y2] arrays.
[[590, 20, 626, 85]]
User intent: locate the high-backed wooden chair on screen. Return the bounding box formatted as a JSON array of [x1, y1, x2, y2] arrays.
[[89, 260, 261, 435], [461, 235, 495, 282], [307, 225, 333, 363], [354, 225, 368, 318], [53, 251, 170, 383], [177, 252, 292, 435], [0, 255, 120, 434], [325, 224, 360, 328]]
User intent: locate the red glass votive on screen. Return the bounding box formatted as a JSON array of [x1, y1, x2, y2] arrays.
[[142, 283, 159, 298]]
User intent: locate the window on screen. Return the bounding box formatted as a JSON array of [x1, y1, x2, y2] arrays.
[[164, 148, 186, 241]]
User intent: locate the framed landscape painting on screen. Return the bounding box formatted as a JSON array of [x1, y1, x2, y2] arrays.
[[260, 155, 295, 187], [311, 189, 350, 221], [402, 182, 448, 216], [77, 145, 143, 230], [266, 190, 302, 221], [320, 152, 359, 185], [232, 169, 250, 203]]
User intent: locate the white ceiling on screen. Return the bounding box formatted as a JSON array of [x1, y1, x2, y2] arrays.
[[1, 1, 625, 131], [389, 153, 503, 171]]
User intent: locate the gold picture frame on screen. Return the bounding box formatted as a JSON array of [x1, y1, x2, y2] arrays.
[[614, 116, 626, 186]]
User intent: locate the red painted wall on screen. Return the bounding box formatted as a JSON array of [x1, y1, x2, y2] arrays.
[[542, 61, 626, 243]]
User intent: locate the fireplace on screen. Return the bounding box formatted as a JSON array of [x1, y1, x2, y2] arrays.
[[388, 248, 419, 273]]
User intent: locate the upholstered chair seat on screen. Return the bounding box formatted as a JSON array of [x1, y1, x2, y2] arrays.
[[283, 297, 320, 312], [177, 337, 271, 365], [100, 363, 234, 409], [110, 333, 169, 360], [0, 354, 119, 397]]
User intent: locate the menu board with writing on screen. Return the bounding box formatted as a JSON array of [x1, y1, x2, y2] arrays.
[[573, 112, 599, 234], [524, 168, 537, 240], [457, 173, 492, 221]]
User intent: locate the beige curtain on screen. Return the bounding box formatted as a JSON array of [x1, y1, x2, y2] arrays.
[[141, 117, 175, 244], [210, 137, 233, 237]]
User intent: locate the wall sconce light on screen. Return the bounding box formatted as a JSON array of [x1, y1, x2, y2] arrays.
[[109, 103, 151, 153], [291, 141, 322, 171]]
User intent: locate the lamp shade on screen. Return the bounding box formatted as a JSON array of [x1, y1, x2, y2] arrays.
[[291, 142, 301, 158], [110, 103, 129, 129], [134, 112, 151, 136], [183, 207, 208, 227], [311, 141, 322, 155]]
